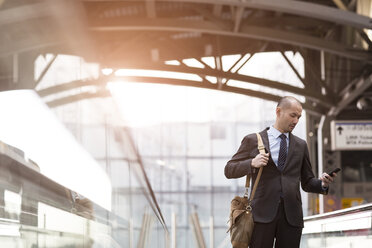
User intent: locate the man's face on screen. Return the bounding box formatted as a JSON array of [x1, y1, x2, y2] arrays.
[[276, 102, 302, 133]]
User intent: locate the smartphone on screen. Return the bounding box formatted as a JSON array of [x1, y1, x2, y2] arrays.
[[327, 168, 341, 177]]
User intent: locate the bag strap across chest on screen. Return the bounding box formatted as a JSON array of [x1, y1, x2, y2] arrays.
[[244, 133, 265, 201]]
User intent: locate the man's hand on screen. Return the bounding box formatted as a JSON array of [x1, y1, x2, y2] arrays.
[[252, 153, 270, 168], [320, 172, 336, 188]]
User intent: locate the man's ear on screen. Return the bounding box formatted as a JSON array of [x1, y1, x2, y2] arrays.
[[276, 107, 281, 117]]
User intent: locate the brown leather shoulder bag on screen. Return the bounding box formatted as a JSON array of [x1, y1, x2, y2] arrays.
[[227, 133, 265, 248]]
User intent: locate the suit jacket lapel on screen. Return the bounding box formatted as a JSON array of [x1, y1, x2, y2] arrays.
[[260, 128, 276, 167]]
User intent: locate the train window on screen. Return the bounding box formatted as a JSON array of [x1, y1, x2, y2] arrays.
[[365, 162, 372, 182], [341, 151, 372, 182], [4, 190, 22, 219]]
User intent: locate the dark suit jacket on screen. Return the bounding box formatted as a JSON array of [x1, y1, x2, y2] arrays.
[[225, 128, 327, 227]]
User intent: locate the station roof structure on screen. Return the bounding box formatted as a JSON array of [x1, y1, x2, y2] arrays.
[[1, 0, 372, 117]]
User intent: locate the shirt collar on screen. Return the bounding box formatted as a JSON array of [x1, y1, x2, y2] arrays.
[[268, 126, 289, 139]]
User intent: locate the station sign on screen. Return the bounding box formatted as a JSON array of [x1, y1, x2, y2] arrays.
[[331, 120, 372, 150]]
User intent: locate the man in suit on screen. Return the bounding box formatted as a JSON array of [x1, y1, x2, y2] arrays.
[[225, 96, 336, 248]]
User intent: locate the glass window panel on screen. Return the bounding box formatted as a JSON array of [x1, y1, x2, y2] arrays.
[[161, 124, 187, 156], [212, 159, 230, 187], [81, 126, 106, 158], [214, 228, 230, 248], [111, 191, 131, 220], [110, 160, 130, 188], [187, 159, 211, 188], [211, 124, 236, 156], [188, 193, 211, 225], [108, 126, 134, 158], [134, 126, 163, 157], [187, 124, 211, 156], [236, 123, 261, 143], [212, 192, 233, 226]]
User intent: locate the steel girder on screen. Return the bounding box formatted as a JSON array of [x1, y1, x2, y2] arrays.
[[38, 75, 326, 116], [2, 1, 371, 61], [2, 0, 372, 117], [36, 59, 334, 107], [167, 0, 372, 30], [83, 0, 372, 29], [90, 19, 372, 62], [328, 73, 372, 116]]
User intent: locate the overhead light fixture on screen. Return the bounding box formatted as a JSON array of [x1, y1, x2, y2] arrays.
[[101, 68, 113, 76], [156, 159, 165, 166], [356, 97, 372, 110]]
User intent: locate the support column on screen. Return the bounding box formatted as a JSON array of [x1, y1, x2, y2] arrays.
[[17, 51, 38, 90], [306, 113, 320, 215], [171, 212, 176, 248], [317, 115, 326, 214], [0, 55, 15, 91], [321, 117, 342, 212]]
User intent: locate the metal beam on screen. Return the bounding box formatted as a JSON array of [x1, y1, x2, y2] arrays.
[[35, 54, 58, 87], [226, 53, 250, 73], [161, 38, 212, 83], [161, 37, 214, 70], [224, 53, 254, 84], [357, 30, 372, 49], [328, 73, 372, 116], [193, 6, 231, 30], [145, 0, 156, 18], [0, 36, 63, 58], [0, 1, 89, 57], [332, 0, 348, 10], [90, 19, 372, 62], [280, 51, 307, 88], [332, 0, 372, 50], [281, 49, 335, 100], [0, 2, 57, 26], [45, 89, 110, 108], [212, 4, 223, 17], [39, 75, 326, 115], [99, 34, 278, 64], [241, 15, 330, 28], [37, 78, 106, 97], [0, 1, 84, 27], [101, 32, 149, 63], [106, 64, 333, 106], [84, 0, 372, 30], [229, 53, 253, 73], [299, 48, 336, 98], [233, 6, 244, 33], [163, 0, 372, 30], [215, 55, 223, 88]]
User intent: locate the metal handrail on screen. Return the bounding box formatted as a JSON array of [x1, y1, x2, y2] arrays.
[[304, 203, 372, 221]]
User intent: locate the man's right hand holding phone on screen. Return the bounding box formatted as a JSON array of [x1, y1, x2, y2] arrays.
[[320, 168, 340, 188]]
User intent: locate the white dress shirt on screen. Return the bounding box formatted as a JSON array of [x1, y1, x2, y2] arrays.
[[267, 126, 289, 167]]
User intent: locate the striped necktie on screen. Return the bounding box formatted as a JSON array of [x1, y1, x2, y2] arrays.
[[277, 134, 287, 171]]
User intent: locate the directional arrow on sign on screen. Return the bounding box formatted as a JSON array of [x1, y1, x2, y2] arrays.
[[337, 126, 343, 135]]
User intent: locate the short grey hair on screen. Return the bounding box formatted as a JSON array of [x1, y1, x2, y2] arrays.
[[277, 96, 302, 109]]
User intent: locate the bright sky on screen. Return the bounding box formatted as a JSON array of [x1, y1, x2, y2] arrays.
[[0, 90, 111, 210], [107, 82, 246, 126], [107, 51, 305, 127], [34, 51, 304, 127]]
